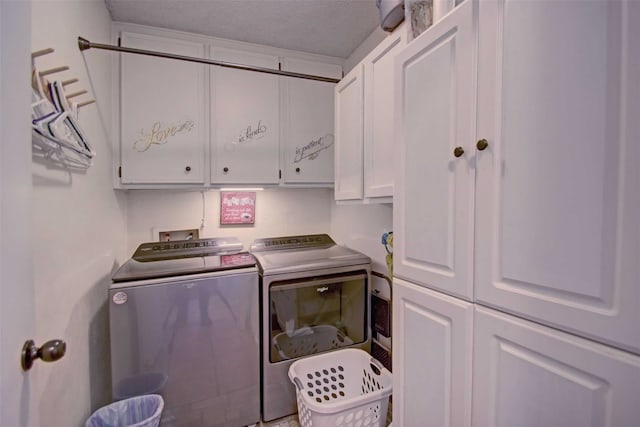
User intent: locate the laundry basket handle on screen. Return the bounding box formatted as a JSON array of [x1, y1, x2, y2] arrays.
[[293, 377, 304, 391], [369, 357, 384, 375]]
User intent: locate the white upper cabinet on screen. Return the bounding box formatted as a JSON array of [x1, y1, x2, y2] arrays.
[[210, 48, 280, 184], [363, 29, 405, 199], [473, 306, 640, 427], [119, 32, 207, 184], [281, 58, 341, 184], [115, 26, 341, 188], [334, 64, 364, 200], [333, 28, 406, 202], [474, 0, 640, 354], [393, 0, 477, 300]]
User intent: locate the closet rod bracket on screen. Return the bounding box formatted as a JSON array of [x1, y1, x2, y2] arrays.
[[78, 37, 91, 51]]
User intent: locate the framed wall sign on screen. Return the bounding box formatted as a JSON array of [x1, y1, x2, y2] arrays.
[[220, 191, 256, 225]]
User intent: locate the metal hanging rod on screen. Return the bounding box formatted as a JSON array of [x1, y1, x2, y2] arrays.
[[78, 36, 341, 84]]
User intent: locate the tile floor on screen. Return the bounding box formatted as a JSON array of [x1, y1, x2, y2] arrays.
[[259, 399, 392, 427], [260, 414, 300, 427]]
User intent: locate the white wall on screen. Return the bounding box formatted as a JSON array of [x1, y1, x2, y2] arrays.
[[343, 26, 387, 73], [1, 1, 37, 426], [125, 190, 392, 280], [31, 1, 128, 425], [126, 188, 332, 253], [339, 22, 398, 297], [330, 202, 393, 353], [125, 189, 393, 291], [330, 203, 393, 296], [125, 188, 393, 322]]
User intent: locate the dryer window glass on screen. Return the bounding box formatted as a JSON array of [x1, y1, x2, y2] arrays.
[[268, 271, 368, 363]]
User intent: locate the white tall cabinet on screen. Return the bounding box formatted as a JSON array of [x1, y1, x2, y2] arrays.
[[475, 0, 640, 355], [473, 306, 640, 427], [393, 278, 473, 427], [393, 0, 476, 301], [393, 1, 640, 425]]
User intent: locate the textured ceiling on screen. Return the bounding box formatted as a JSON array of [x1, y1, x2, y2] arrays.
[[104, 0, 382, 58]]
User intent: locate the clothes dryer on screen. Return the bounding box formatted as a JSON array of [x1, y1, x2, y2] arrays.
[[251, 234, 371, 422]]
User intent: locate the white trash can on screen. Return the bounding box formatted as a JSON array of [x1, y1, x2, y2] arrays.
[[85, 394, 164, 427]]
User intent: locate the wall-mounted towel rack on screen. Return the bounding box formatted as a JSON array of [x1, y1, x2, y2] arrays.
[[77, 36, 341, 84], [31, 48, 96, 169]]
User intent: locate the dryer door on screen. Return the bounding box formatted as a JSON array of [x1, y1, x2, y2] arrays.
[[268, 271, 368, 363]]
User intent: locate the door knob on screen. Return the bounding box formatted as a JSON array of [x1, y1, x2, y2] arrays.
[[476, 139, 489, 151], [453, 146, 465, 158], [21, 339, 66, 371]]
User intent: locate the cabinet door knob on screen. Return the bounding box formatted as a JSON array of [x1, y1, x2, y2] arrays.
[[453, 146, 465, 158], [223, 167, 229, 173], [476, 139, 489, 151], [185, 166, 191, 172], [295, 167, 301, 173]]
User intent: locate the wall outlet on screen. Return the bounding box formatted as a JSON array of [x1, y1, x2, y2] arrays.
[[157, 228, 200, 242]]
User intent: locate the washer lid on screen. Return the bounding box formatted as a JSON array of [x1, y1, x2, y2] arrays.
[[112, 237, 255, 282], [112, 252, 256, 283], [251, 235, 370, 275], [250, 234, 336, 252], [132, 237, 244, 261]]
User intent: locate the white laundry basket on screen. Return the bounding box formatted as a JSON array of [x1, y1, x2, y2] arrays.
[[288, 348, 392, 427]]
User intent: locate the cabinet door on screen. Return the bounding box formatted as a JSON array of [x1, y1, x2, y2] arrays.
[[119, 32, 207, 184], [363, 28, 405, 199], [334, 64, 364, 200], [393, 0, 477, 300], [281, 58, 341, 184], [393, 278, 473, 427], [475, 0, 640, 353], [210, 48, 280, 184], [473, 306, 640, 427]]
